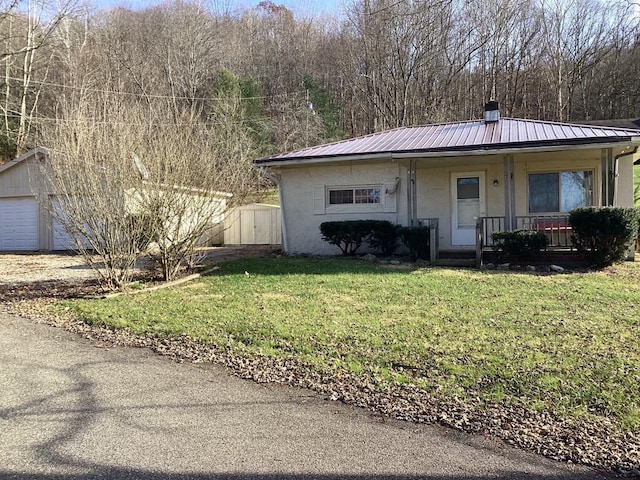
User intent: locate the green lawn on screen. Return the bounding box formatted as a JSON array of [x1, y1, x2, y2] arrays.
[[66, 257, 640, 433]]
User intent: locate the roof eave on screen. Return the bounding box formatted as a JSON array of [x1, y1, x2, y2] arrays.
[[255, 152, 394, 167]]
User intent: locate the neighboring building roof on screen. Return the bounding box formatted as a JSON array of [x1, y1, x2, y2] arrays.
[[0, 146, 49, 175], [578, 118, 640, 130], [255, 118, 640, 165]]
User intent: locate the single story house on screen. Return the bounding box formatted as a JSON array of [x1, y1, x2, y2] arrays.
[[255, 103, 640, 263], [0, 147, 229, 251]]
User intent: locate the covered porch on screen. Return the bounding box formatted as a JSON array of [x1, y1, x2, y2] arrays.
[[405, 144, 636, 267]]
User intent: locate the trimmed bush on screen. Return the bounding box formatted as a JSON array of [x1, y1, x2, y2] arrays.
[[397, 226, 430, 260], [320, 220, 399, 256], [320, 221, 369, 255], [569, 207, 640, 267], [367, 220, 399, 256], [491, 230, 549, 260]]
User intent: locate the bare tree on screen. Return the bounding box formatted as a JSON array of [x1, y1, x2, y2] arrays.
[[0, 0, 80, 156], [35, 102, 152, 290], [539, 0, 623, 121], [37, 92, 259, 289], [3, 0, 640, 172]]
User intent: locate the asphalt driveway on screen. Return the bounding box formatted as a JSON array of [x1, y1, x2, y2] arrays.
[[0, 311, 613, 480]]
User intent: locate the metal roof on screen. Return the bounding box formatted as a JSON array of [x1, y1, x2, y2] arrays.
[[255, 118, 640, 165], [577, 118, 640, 130]]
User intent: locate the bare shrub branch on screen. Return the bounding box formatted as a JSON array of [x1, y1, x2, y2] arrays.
[[36, 94, 259, 288]]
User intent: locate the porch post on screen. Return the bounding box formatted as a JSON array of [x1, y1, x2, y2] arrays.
[[407, 159, 417, 226], [475, 220, 482, 268], [503, 156, 510, 229], [601, 148, 614, 206], [430, 224, 438, 263], [509, 155, 516, 229], [503, 155, 516, 230]]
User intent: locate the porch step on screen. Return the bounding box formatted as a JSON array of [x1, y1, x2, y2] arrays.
[[432, 258, 476, 267], [437, 250, 476, 260], [433, 250, 477, 267]]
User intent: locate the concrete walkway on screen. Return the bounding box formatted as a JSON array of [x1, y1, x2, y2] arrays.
[[0, 312, 613, 480]]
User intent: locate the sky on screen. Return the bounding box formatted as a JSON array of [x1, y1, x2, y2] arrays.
[[90, 0, 346, 17]]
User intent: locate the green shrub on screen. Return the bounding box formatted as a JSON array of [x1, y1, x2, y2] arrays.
[[636, 207, 640, 249], [367, 220, 398, 256], [320, 221, 367, 255], [569, 207, 640, 267], [320, 220, 399, 256], [491, 230, 549, 259], [397, 226, 430, 260]]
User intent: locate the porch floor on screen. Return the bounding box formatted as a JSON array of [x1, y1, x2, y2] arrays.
[[430, 248, 591, 268], [482, 248, 590, 267]]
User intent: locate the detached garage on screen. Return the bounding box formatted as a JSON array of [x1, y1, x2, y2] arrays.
[[0, 147, 87, 252], [1, 147, 232, 252], [0, 148, 51, 251]]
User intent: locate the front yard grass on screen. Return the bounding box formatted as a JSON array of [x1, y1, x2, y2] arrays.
[[65, 257, 640, 434]]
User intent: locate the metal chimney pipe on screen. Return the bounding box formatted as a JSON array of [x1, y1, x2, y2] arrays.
[[484, 101, 500, 123]]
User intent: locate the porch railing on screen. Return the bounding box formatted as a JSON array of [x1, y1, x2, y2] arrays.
[[480, 214, 573, 249]]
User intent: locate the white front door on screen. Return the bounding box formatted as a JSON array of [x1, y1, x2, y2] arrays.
[[451, 172, 486, 246]]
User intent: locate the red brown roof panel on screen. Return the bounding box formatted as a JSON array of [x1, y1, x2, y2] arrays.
[[255, 118, 640, 164]]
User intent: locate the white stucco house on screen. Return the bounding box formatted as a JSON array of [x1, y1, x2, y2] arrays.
[[0, 147, 229, 251], [254, 104, 640, 262]]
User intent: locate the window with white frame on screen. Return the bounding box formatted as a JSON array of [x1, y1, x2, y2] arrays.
[[528, 170, 593, 213], [328, 186, 381, 205]]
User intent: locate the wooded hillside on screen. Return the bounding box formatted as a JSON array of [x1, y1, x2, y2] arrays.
[[2, 0, 639, 162]]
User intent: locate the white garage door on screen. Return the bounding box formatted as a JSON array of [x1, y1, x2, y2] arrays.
[[0, 197, 39, 251], [51, 197, 93, 251], [52, 198, 80, 251], [52, 216, 75, 251]]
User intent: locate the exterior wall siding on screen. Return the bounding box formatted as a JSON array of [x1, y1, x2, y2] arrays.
[[512, 149, 604, 216], [278, 161, 404, 255], [0, 158, 37, 197], [617, 155, 635, 207]]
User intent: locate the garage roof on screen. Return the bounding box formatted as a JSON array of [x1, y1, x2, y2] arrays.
[[0, 147, 49, 175]]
